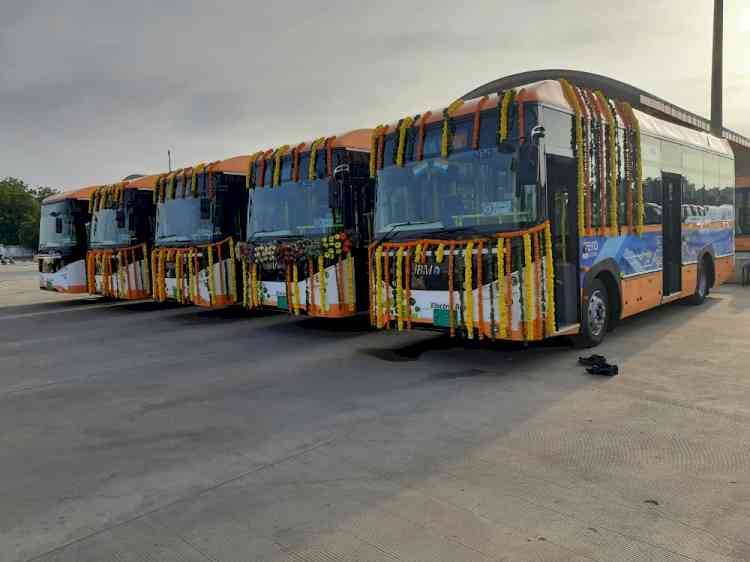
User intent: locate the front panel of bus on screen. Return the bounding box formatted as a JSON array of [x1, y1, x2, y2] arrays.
[[370, 102, 559, 340], [153, 172, 246, 306], [244, 149, 373, 317], [37, 199, 90, 293], [87, 189, 155, 299]]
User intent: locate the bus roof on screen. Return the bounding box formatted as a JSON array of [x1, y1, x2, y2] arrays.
[[43, 185, 101, 204], [126, 173, 163, 190], [381, 79, 733, 159]]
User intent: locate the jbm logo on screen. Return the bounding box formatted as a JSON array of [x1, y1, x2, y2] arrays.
[[414, 264, 441, 276]]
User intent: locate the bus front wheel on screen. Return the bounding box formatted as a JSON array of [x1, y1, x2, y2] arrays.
[[688, 256, 711, 305], [577, 278, 609, 348]]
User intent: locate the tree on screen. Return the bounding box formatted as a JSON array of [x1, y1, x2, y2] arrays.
[[0, 177, 58, 251]]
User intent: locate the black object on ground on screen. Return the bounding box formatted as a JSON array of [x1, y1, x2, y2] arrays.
[[587, 363, 619, 376], [578, 354, 606, 367]]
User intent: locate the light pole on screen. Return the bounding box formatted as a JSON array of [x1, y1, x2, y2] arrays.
[[711, 0, 723, 136]]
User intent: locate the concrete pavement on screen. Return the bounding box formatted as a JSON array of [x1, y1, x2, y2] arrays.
[[1, 264, 749, 561]]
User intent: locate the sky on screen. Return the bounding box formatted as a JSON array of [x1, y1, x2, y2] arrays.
[[1, 0, 749, 191]]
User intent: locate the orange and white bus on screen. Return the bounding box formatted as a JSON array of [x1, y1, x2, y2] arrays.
[[85, 175, 158, 299], [368, 71, 737, 346], [151, 158, 248, 307], [241, 130, 374, 317], [37, 186, 96, 293]]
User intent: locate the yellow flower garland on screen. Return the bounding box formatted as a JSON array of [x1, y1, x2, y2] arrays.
[[435, 243, 445, 264], [499, 90, 514, 142], [622, 102, 645, 234], [346, 254, 354, 312], [396, 247, 404, 331], [496, 238, 507, 339], [141, 243, 150, 295], [191, 163, 206, 197], [395, 117, 414, 167], [119, 251, 127, 298], [317, 255, 327, 312], [523, 233, 533, 340], [560, 80, 586, 237], [464, 241, 474, 339], [595, 91, 618, 236], [228, 238, 237, 304], [543, 222, 556, 336], [369, 125, 384, 178], [375, 246, 383, 327], [441, 99, 464, 158], [308, 137, 326, 181], [176, 253, 183, 303], [272, 145, 290, 187], [206, 245, 214, 305]]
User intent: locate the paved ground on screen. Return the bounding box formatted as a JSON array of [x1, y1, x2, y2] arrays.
[[1, 263, 750, 562]]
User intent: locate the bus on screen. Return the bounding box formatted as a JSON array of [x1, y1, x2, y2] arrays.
[[37, 185, 95, 293], [241, 130, 374, 317], [151, 158, 248, 307], [367, 76, 736, 346], [86, 175, 158, 299]]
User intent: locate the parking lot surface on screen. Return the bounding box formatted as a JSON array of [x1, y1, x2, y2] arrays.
[[1, 263, 750, 562]]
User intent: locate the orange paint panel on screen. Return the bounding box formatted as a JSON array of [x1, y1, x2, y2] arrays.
[[714, 256, 734, 287], [736, 237, 750, 252], [681, 264, 697, 296], [621, 272, 662, 318]]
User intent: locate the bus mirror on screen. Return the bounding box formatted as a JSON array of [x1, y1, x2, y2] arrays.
[[116, 209, 126, 228], [55, 217, 63, 234], [530, 125, 546, 147]]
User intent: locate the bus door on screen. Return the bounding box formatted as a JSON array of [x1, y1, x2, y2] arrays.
[[547, 155, 579, 327], [662, 172, 682, 296]]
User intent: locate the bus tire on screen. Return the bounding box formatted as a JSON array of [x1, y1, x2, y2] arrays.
[[576, 278, 609, 348], [688, 256, 711, 305]]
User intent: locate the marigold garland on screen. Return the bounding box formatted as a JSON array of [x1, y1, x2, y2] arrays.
[[523, 233, 533, 341], [496, 238, 507, 339], [560, 80, 586, 238], [345, 254, 354, 313], [375, 246, 383, 327], [308, 137, 326, 181], [435, 244, 445, 264], [595, 91, 618, 236], [369, 126, 383, 178], [533, 233, 542, 339], [228, 238, 237, 304], [395, 117, 414, 167], [206, 245, 215, 306], [622, 102, 644, 234], [448, 244, 455, 337], [543, 222, 556, 336], [395, 247, 404, 331], [463, 240, 474, 339], [476, 240, 484, 340], [499, 89, 515, 143], [317, 255, 327, 313], [272, 146, 290, 187], [441, 99, 464, 158]]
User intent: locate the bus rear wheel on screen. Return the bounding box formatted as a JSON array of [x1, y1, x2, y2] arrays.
[[577, 278, 608, 348], [688, 257, 711, 305]]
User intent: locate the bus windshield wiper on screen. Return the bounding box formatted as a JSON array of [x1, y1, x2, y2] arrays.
[[377, 221, 442, 244]]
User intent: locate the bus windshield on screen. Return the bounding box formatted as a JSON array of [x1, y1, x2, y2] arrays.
[[90, 208, 135, 248], [39, 201, 79, 250], [156, 197, 220, 246], [247, 178, 341, 240], [375, 147, 537, 236]]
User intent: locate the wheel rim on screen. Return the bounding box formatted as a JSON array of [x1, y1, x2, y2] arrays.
[[588, 290, 607, 337]]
